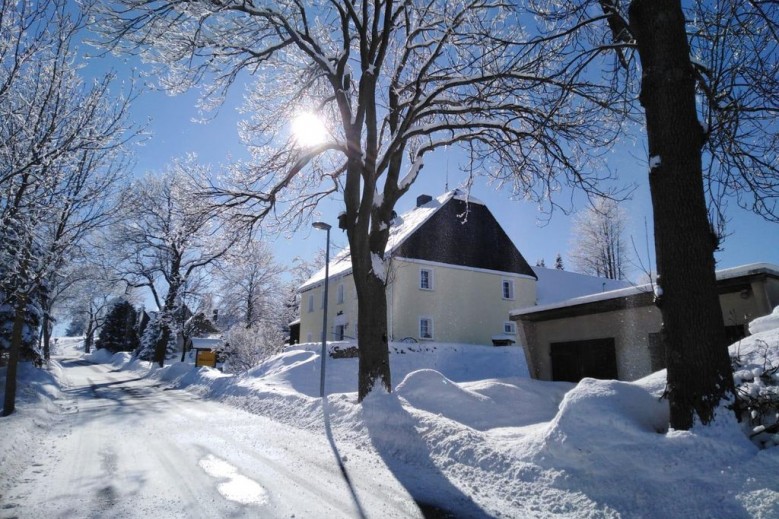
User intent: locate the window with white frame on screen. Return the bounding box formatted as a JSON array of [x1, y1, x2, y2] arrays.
[[336, 284, 345, 304], [307, 294, 314, 313], [420, 268, 434, 290], [502, 279, 514, 300], [503, 322, 517, 335], [419, 317, 434, 339]]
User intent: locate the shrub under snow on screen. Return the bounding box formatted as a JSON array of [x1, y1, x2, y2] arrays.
[[732, 306, 779, 448]]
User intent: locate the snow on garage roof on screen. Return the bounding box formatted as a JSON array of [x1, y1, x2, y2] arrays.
[[511, 262, 779, 318]]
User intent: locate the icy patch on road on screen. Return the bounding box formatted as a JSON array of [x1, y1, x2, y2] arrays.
[[198, 454, 269, 506]]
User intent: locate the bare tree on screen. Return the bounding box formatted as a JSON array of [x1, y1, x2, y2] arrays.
[[58, 258, 132, 354], [526, 0, 777, 428], [111, 161, 236, 367], [570, 197, 629, 280], [1, 0, 135, 416], [215, 239, 285, 331], [97, 0, 619, 400]]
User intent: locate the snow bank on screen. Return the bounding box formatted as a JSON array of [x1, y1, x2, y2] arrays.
[[7, 333, 779, 518], [84, 348, 115, 364], [749, 305, 779, 335], [525, 378, 772, 519], [0, 360, 67, 498], [396, 369, 571, 430]]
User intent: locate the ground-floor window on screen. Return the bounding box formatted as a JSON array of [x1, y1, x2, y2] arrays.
[[419, 317, 434, 340]]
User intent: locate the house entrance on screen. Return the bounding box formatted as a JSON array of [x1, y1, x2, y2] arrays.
[[550, 338, 618, 382], [334, 324, 345, 341]]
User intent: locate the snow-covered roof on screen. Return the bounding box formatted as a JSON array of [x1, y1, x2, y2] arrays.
[[512, 262, 779, 318], [532, 267, 631, 306], [191, 337, 223, 349], [712, 262, 779, 282], [299, 190, 484, 291]]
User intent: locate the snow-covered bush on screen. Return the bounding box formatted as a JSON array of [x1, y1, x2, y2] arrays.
[[219, 324, 285, 374], [731, 307, 779, 449]]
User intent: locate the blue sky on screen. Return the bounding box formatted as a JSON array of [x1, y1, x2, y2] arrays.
[[118, 66, 779, 282]]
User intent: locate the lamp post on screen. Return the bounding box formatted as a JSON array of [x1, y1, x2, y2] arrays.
[[312, 221, 331, 398]]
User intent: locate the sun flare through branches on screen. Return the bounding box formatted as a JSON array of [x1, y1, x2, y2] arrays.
[[291, 112, 327, 148]]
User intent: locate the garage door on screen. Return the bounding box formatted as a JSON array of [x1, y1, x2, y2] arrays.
[[550, 338, 618, 382]]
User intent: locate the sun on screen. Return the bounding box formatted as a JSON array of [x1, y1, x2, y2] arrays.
[[291, 112, 328, 148]]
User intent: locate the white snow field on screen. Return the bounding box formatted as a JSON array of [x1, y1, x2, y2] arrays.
[[2, 325, 779, 518]]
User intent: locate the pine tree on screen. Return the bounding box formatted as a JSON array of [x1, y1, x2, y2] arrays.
[[95, 300, 139, 353], [555, 253, 565, 270], [136, 314, 176, 361], [65, 316, 86, 337]]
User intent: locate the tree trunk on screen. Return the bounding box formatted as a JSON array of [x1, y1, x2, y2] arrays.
[[42, 311, 52, 360], [629, 0, 735, 429], [2, 297, 27, 416], [155, 318, 172, 367], [156, 272, 181, 367], [354, 264, 392, 401]]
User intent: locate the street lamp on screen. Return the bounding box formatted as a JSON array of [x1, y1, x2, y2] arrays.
[[312, 221, 331, 398]]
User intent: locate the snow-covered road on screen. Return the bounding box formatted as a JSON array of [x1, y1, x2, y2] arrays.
[[1, 358, 424, 518]]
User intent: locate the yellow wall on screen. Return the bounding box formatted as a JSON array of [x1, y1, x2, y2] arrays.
[[299, 273, 359, 344], [389, 259, 535, 344], [299, 258, 536, 346]]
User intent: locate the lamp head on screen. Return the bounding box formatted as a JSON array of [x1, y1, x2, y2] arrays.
[[312, 221, 331, 231]]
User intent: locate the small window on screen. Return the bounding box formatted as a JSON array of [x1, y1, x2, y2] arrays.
[[502, 279, 514, 300], [420, 269, 434, 290], [306, 333, 313, 343], [503, 322, 516, 335], [419, 317, 434, 340], [336, 284, 345, 304], [307, 294, 314, 313], [320, 290, 326, 309]]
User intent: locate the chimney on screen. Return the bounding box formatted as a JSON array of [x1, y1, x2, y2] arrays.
[[416, 194, 433, 207]]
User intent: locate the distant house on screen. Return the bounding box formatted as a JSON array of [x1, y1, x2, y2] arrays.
[[511, 263, 779, 383], [297, 190, 628, 347]]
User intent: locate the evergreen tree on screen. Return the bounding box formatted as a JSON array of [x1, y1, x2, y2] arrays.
[[136, 313, 176, 361], [95, 300, 139, 353], [555, 253, 565, 270], [65, 315, 86, 336]]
